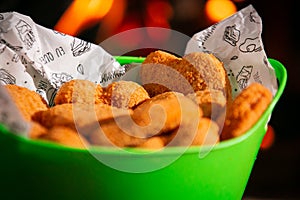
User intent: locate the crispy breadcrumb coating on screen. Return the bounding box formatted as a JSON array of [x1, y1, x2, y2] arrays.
[[137, 136, 165, 150], [4, 84, 49, 121], [39, 126, 89, 149], [86, 115, 147, 148], [165, 117, 219, 146], [131, 91, 203, 137], [105, 81, 150, 109], [186, 89, 226, 120], [32, 103, 132, 132], [28, 121, 48, 139], [183, 52, 232, 105], [140, 50, 207, 97], [54, 79, 106, 105], [221, 83, 272, 140]]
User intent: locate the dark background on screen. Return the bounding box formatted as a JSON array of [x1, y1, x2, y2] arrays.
[[0, 0, 299, 199]]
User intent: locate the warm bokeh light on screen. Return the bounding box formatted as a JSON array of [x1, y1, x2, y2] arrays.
[[55, 0, 114, 36], [145, 0, 173, 42], [204, 0, 237, 23], [260, 125, 275, 150], [112, 13, 144, 49], [96, 0, 127, 43], [146, 0, 173, 25]]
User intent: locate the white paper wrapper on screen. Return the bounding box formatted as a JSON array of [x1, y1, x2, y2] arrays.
[[0, 5, 278, 137], [185, 4, 277, 98], [0, 12, 123, 105]]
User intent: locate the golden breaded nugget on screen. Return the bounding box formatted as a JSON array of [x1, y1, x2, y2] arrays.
[[105, 80, 150, 109], [191, 118, 220, 146], [4, 84, 49, 121], [32, 103, 132, 132], [186, 89, 226, 120], [183, 52, 232, 105], [221, 83, 272, 140], [140, 50, 207, 97], [165, 118, 219, 147], [84, 92, 201, 148], [54, 79, 106, 105], [137, 136, 165, 150], [39, 126, 89, 149], [28, 121, 48, 139], [131, 91, 202, 137], [86, 115, 147, 147]]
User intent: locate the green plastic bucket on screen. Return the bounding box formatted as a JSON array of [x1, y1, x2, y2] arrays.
[[0, 58, 287, 200]]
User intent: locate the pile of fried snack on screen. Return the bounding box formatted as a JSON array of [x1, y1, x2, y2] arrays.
[[3, 50, 273, 149]]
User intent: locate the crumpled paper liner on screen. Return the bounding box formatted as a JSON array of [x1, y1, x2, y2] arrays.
[[0, 11, 123, 106]]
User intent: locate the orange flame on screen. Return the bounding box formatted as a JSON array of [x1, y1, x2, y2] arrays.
[[204, 0, 237, 23], [55, 0, 114, 36]]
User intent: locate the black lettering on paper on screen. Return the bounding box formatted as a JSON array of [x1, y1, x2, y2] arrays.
[[196, 24, 217, 49], [39, 52, 54, 64], [55, 46, 65, 57], [99, 70, 125, 84]]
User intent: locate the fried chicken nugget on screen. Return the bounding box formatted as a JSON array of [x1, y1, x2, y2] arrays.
[[164, 117, 219, 147], [186, 89, 226, 120], [183, 52, 232, 105], [87, 94, 202, 148], [85, 91, 202, 148], [191, 118, 220, 146], [54, 79, 106, 105], [220, 83, 273, 140], [39, 126, 89, 149], [85, 115, 147, 147], [131, 91, 203, 137], [4, 84, 49, 121], [137, 136, 165, 150], [85, 92, 201, 148], [32, 103, 132, 132], [140, 50, 207, 97], [28, 121, 48, 139], [105, 80, 150, 109]]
